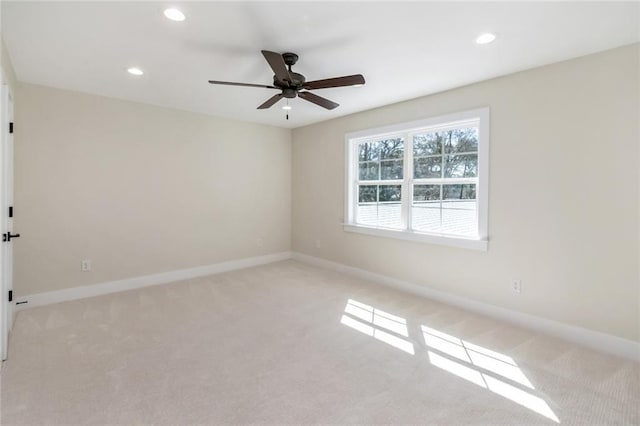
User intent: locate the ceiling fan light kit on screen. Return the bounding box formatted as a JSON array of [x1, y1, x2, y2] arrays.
[[208, 50, 365, 114]]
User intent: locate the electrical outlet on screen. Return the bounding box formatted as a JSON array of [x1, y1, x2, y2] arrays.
[[256, 238, 264, 248], [511, 279, 522, 293], [315, 239, 321, 249], [81, 260, 91, 272]]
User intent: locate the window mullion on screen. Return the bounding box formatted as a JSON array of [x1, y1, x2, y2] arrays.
[[356, 180, 403, 185], [403, 132, 413, 231], [352, 140, 359, 224], [440, 146, 445, 232], [413, 177, 477, 185]]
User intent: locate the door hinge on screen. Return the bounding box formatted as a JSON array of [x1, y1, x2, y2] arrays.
[[9, 122, 13, 134], [3, 232, 20, 242], [9, 206, 13, 218], [8, 290, 12, 302]]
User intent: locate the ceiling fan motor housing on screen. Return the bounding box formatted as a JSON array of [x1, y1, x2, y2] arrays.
[[283, 88, 297, 98], [274, 72, 306, 90]]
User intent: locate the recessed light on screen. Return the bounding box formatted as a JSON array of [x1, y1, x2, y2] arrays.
[[282, 105, 292, 111], [127, 67, 144, 76], [164, 8, 185, 21], [475, 33, 496, 45]]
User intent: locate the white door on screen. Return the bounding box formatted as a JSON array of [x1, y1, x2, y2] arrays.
[[1, 78, 16, 361]]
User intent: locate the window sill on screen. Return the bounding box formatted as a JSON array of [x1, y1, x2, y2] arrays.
[[343, 224, 488, 251]]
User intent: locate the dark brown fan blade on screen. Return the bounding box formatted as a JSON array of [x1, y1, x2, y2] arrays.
[[298, 91, 339, 110], [257, 93, 284, 109], [261, 50, 292, 85], [208, 80, 278, 89], [303, 74, 365, 90]]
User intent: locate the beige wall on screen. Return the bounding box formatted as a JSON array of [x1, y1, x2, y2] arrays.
[[10, 43, 639, 343], [14, 84, 291, 296], [1, 37, 17, 92], [292, 44, 640, 342]]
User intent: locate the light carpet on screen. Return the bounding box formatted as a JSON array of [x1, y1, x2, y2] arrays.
[[1, 260, 638, 425]]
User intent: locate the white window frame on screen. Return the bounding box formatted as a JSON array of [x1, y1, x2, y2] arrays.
[[344, 107, 490, 251]]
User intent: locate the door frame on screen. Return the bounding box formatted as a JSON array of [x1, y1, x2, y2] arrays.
[[0, 65, 14, 361]]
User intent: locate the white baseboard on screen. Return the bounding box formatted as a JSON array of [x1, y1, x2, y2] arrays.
[[15, 251, 293, 311], [291, 252, 640, 362]]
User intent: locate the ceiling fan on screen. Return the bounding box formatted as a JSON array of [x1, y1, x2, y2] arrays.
[[208, 50, 365, 110]]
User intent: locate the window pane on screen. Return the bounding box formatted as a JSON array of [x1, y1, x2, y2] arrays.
[[414, 156, 442, 179], [441, 202, 477, 236], [359, 161, 379, 180], [412, 205, 441, 233], [442, 184, 477, 236], [379, 138, 404, 160], [379, 185, 401, 202], [411, 184, 477, 236], [359, 141, 380, 161], [412, 185, 441, 233], [381, 159, 403, 180], [357, 185, 377, 227], [413, 134, 442, 156], [378, 185, 402, 228], [443, 128, 478, 154], [356, 185, 402, 229], [358, 185, 377, 203], [444, 154, 478, 178], [443, 184, 476, 200], [413, 184, 440, 202]]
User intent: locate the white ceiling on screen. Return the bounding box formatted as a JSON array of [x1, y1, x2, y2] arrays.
[[3, 1, 639, 129]]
